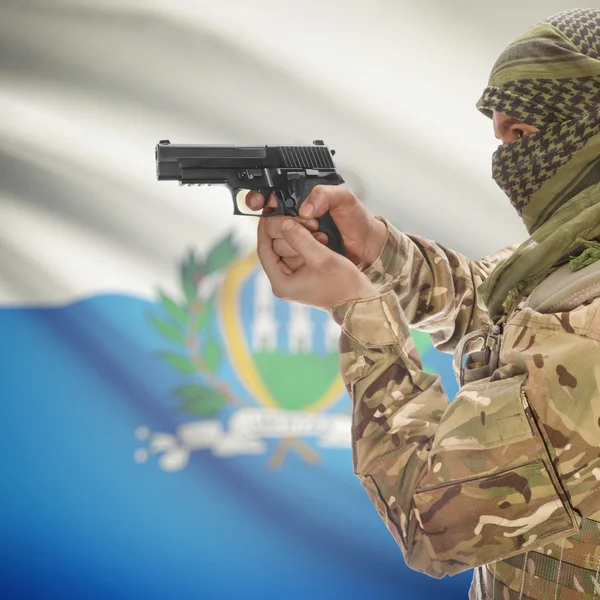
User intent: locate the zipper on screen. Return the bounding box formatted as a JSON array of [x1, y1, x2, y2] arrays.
[[520, 389, 580, 529]]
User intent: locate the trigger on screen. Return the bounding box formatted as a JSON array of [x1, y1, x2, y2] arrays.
[[260, 189, 284, 216]]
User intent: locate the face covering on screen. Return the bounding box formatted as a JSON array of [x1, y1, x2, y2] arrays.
[[475, 8, 600, 318], [492, 110, 600, 233]]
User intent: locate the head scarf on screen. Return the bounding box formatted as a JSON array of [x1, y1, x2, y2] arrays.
[[476, 8, 600, 318]]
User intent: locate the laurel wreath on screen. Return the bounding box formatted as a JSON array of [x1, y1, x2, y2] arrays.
[[148, 234, 327, 469], [149, 234, 240, 417]]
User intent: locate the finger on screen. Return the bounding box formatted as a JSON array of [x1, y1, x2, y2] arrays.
[[278, 260, 294, 276], [261, 193, 280, 216], [257, 217, 287, 282], [273, 231, 327, 257], [245, 191, 265, 212], [263, 215, 320, 240], [314, 232, 328, 245], [273, 238, 299, 258], [262, 215, 286, 239], [299, 185, 356, 218], [299, 217, 320, 232], [282, 256, 305, 271], [280, 219, 329, 264]]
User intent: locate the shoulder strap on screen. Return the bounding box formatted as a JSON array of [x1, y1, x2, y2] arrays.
[[527, 259, 600, 313]]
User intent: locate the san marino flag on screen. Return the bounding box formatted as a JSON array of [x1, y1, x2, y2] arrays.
[[1, 4, 471, 599]]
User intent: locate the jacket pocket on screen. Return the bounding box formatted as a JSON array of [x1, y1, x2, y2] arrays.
[[413, 459, 579, 575], [430, 374, 532, 457]]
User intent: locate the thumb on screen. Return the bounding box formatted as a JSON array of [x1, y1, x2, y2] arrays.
[[299, 185, 351, 219], [280, 219, 328, 263]]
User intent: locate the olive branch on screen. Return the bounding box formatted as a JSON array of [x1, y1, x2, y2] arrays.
[[148, 234, 326, 470], [149, 234, 240, 417]]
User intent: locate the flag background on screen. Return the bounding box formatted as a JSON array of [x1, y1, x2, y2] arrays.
[[0, 1, 581, 598]]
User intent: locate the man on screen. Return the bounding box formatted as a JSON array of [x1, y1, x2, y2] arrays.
[[247, 8, 600, 599]]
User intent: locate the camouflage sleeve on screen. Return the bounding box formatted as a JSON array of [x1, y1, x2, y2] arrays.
[[363, 218, 517, 352], [331, 291, 589, 578]]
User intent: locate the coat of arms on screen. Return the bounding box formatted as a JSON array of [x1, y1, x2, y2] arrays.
[[134, 234, 444, 472]]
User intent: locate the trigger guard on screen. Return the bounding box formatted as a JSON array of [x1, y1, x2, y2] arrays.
[[261, 188, 286, 216]]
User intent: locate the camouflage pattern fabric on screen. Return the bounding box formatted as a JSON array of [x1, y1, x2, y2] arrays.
[[475, 8, 600, 318], [473, 520, 600, 599], [331, 220, 600, 598], [478, 181, 600, 319], [364, 217, 517, 353]]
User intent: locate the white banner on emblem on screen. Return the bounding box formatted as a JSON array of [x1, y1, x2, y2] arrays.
[[134, 408, 351, 471]]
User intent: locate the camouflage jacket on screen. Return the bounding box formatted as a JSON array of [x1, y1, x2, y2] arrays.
[[330, 219, 600, 580]]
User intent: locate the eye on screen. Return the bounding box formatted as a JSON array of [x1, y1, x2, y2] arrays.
[[512, 128, 525, 139]]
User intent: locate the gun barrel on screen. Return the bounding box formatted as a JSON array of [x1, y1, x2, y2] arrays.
[[155, 140, 336, 181], [155, 142, 271, 180], [157, 143, 268, 162]]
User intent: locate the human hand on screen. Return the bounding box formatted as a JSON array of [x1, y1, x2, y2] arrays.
[[257, 215, 379, 311], [246, 185, 387, 271]]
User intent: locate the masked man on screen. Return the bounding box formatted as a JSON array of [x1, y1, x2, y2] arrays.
[[247, 8, 600, 599]]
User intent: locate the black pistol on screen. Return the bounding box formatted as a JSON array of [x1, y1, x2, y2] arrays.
[[155, 140, 345, 254]]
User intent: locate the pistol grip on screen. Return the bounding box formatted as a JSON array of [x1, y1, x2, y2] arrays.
[[316, 212, 344, 255], [289, 175, 345, 256]]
